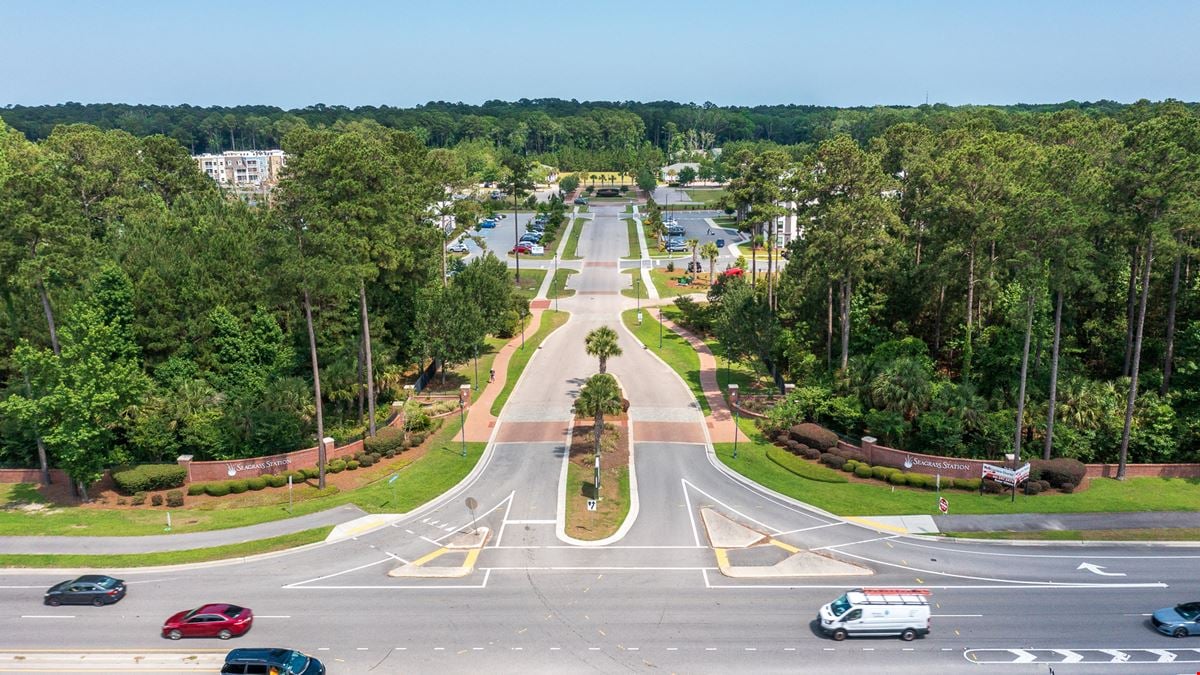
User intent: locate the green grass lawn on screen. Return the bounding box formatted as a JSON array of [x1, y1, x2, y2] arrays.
[[577, 204, 590, 213], [621, 307, 709, 414], [511, 268, 546, 302], [645, 266, 708, 298], [715, 418, 1200, 516], [563, 218, 586, 260], [547, 268, 577, 299], [0, 526, 334, 569], [620, 268, 645, 299], [684, 188, 728, 205], [564, 460, 630, 541], [490, 309, 571, 416], [624, 219, 640, 259], [713, 216, 737, 228], [624, 203, 634, 214]]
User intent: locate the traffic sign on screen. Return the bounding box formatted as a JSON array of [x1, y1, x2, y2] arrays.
[[586, 499, 597, 512], [938, 497, 948, 514]]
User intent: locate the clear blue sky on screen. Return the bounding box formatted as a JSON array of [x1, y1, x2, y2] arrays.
[[4, 0, 1198, 108]]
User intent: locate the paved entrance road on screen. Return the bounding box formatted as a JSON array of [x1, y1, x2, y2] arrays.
[[2, 204, 1198, 674]]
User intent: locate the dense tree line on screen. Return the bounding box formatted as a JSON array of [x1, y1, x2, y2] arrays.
[[685, 102, 1200, 474], [0, 118, 524, 494]]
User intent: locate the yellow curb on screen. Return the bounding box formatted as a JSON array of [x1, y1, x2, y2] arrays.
[[844, 516, 909, 534], [410, 547, 450, 567], [770, 539, 801, 554], [463, 547, 481, 570], [714, 547, 729, 572]]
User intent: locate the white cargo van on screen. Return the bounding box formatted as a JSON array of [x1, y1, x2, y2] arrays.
[[817, 588, 931, 641]]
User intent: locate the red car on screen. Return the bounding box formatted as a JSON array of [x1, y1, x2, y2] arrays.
[[511, 243, 532, 254], [162, 603, 253, 640], [723, 267, 744, 277]]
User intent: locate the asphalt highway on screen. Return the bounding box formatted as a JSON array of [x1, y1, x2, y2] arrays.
[[1, 204, 1198, 674]]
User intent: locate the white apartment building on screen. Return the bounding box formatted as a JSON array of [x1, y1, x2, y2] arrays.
[[194, 150, 287, 188]]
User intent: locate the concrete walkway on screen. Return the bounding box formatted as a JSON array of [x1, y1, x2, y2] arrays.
[[653, 308, 738, 443], [1, 504, 366, 555]]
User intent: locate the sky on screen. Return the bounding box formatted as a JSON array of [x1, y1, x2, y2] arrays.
[[3, 0, 1198, 109]]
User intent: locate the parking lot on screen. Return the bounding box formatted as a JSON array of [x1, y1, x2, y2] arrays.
[[455, 211, 543, 260], [658, 210, 741, 256]]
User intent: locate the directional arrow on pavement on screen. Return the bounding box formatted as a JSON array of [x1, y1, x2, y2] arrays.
[[1077, 562, 1126, 576], [1147, 649, 1177, 662], [1052, 649, 1084, 663], [1010, 650, 1037, 663]]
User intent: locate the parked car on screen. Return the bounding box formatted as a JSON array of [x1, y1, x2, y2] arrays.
[[574, 197, 589, 205], [221, 648, 325, 675], [665, 224, 685, 237], [478, 219, 496, 229], [520, 232, 542, 243], [533, 214, 549, 225], [687, 261, 703, 273], [163, 603, 253, 640], [489, 190, 505, 200], [662, 217, 679, 228], [723, 267, 744, 277], [511, 244, 533, 255], [1152, 602, 1200, 637], [665, 239, 687, 252], [447, 240, 469, 253], [44, 575, 125, 607]]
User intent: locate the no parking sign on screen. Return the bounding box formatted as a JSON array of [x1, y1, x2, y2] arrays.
[[938, 497, 948, 514]]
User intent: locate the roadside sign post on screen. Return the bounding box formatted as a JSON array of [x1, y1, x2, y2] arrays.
[[165, 511, 171, 532], [465, 496, 478, 533], [288, 474, 293, 514], [981, 462, 1031, 502], [594, 455, 601, 500]]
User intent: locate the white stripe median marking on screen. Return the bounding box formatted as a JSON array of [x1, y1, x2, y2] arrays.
[[256, 615, 291, 618], [20, 615, 74, 618]]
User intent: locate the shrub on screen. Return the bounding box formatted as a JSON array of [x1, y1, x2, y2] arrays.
[[346, 460, 360, 470], [888, 473, 908, 486], [302, 468, 320, 480], [871, 466, 899, 481], [775, 433, 790, 446], [166, 490, 184, 507], [228, 480, 249, 494], [365, 427, 405, 455], [116, 498, 127, 506], [328, 460, 346, 474], [150, 493, 164, 506], [265, 474, 287, 488], [854, 464, 874, 479], [952, 478, 981, 491], [666, 261, 675, 272], [1032, 458, 1086, 489], [1038, 480, 1051, 492], [789, 423, 839, 451], [131, 492, 147, 506], [820, 453, 848, 469], [409, 431, 427, 446], [841, 460, 858, 472], [802, 447, 821, 460], [205, 482, 231, 497], [1060, 482, 1076, 493], [359, 455, 375, 468], [786, 440, 802, 454], [765, 445, 848, 483], [112, 464, 188, 494], [368, 452, 382, 463], [906, 473, 935, 490], [247, 477, 268, 491], [1024, 480, 1043, 495], [187, 483, 207, 497]]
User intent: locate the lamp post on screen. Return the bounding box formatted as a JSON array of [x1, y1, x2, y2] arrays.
[[554, 253, 559, 313], [636, 277, 642, 324], [473, 345, 479, 391], [459, 384, 470, 458], [658, 306, 663, 349], [729, 384, 740, 460]]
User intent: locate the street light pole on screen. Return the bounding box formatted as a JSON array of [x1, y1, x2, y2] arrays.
[[729, 384, 740, 460], [554, 253, 559, 313], [473, 345, 479, 391], [658, 306, 663, 349], [459, 384, 470, 458]]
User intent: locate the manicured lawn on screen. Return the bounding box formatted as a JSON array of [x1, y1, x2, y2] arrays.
[[646, 266, 708, 298], [577, 204, 590, 213], [624, 203, 634, 214], [620, 268, 646, 299], [684, 188, 727, 205], [510, 268, 546, 301], [490, 309, 571, 416], [624, 219, 640, 259], [0, 526, 334, 569], [563, 218, 586, 260], [713, 216, 737, 228], [622, 307, 709, 414], [714, 420, 1200, 516], [547, 268, 577, 299]]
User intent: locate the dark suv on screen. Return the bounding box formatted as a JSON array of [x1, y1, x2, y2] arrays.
[[221, 648, 324, 675]]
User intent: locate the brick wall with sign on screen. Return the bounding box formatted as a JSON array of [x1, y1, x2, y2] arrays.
[[859, 437, 997, 479]]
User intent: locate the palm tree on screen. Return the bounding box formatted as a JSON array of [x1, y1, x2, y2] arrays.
[[573, 373, 624, 458], [869, 357, 932, 421], [584, 326, 623, 374], [700, 242, 720, 286], [686, 238, 700, 276]]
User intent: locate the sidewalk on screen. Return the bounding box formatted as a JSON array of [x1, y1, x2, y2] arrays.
[[1, 504, 366, 555], [462, 304, 546, 442], [653, 308, 737, 442]]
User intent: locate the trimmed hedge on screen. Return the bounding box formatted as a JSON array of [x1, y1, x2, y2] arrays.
[[871, 466, 899, 480], [247, 477, 268, 491], [952, 478, 982, 491], [131, 492, 147, 506], [264, 474, 287, 488], [854, 464, 873, 479], [187, 483, 208, 496], [364, 427, 406, 456], [166, 490, 184, 507], [301, 468, 320, 480], [346, 460, 360, 470], [887, 472, 908, 486], [789, 423, 839, 451], [819, 452, 848, 470], [228, 479, 249, 494], [1031, 458, 1086, 489], [205, 482, 231, 497], [113, 464, 188, 494], [765, 445, 849, 483], [328, 460, 346, 474]]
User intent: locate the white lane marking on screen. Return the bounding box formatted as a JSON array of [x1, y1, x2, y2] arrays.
[[383, 551, 411, 564], [482, 566, 718, 571], [667, 647, 678, 651], [705, 648, 717, 651], [903, 648, 914, 651], [1147, 649, 1176, 662], [505, 519, 556, 524], [317, 647, 330, 651], [829, 548, 1168, 588], [356, 647, 368, 651], [494, 491, 516, 547], [420, 535, 443, 546], [784, 647, 795, 651], [395, 647, 406, 651], [773, 522, 848, 536], [434, 647, 444, 651], [682, 479, 783, 534], [255, 615, 291, 618], [702, 569, 1166, 590], [682, 478, 701, 547], [549, 647, 560, 651], [282, 556, 392, 588], [744, 647, 757, 651], [1100, 649, 1131, 663], [1053, 649, 1083, 663], [812, 535, 898, 551], [823, 648, 835, 651], [932, 614, 983, 617], [588, 647, 600, 651], [490, 545, 705, 549], [1011, 649, 1036, 663], [512, 647, 524, 651], [895, 538, 1200, 560], [20, 615, 74, 619], [626, 647, 638, 651], [405, 529, 415, 535]]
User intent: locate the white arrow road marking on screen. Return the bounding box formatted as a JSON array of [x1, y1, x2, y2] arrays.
[[1147, 649, 1177, 662], [1077, 562, 1126, 576], [1011, 649, 1037, 663], [1099, 649, 1131, 662], [1053, 649, 1084, 663]]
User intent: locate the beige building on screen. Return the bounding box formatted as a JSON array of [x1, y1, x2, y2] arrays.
[[194, 150, 287, 188]]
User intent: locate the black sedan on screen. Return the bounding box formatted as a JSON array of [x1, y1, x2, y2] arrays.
[[44, 575, 126, 606]]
